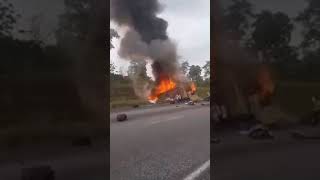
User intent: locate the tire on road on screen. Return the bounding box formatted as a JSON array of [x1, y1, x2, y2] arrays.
[[117, 114, 128, 122]]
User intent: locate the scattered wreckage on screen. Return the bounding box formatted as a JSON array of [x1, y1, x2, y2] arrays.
[[240, 124, 274, 139], [211, 102, 274, 141]]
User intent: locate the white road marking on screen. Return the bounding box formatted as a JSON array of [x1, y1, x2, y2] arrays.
[[183, 160, 210, 180], [148, 115, 184, 125]]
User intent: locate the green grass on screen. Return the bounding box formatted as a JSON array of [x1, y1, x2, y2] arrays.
[[110, 80, 146, 109], [197, 86, 210, 98], [110, 98, 148, 109]]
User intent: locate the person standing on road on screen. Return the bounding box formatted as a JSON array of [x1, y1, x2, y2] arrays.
[[311, 96, 320, 125], [211, 102, 222, 143]]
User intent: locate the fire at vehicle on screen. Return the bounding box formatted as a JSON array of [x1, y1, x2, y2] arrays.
[[148, 76, 198, 104], [148, 76, 177, 103]]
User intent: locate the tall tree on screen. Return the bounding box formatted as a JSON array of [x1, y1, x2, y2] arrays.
[[110, 62, 116, 74], [202, 61, 210, 80], [180, 60, 190, 75], [56, 0, 96, 44], [110, 28, 119, 49], [222, 0, 255, 43], [0, 0, 19, 37], [296, 0, 320, 51], [127, 60, 148, 80], [56, 0, 107, 121], [188, 65, 202, 83], [249, 11, 294, 62]]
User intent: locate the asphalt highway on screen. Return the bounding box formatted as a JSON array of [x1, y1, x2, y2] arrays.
[[213, 128, 320, 180], [110, 104, 210, 180], [0, 103, 210, 180]]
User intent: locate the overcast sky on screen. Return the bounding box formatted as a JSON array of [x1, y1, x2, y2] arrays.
[[110, 0, 210, 75], [10, 0, 307, 74]]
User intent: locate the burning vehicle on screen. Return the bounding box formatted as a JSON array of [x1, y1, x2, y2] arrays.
[[147, 75, 197, 104]]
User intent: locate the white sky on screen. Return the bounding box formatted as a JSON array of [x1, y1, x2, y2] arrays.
[[110, 0, 210, 75]]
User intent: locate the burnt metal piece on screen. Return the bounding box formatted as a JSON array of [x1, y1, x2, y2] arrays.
[[117, 114, 128, 122], [248, 125, 274, 140], [21, 165, 55, 180], [185, 101, 195, 105]]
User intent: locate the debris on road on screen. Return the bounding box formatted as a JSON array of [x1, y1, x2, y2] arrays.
[[117, 114, 128, 122], [245, 124, 274, 140], [185, 101, 195, 105], [21, 165, 55, 180]]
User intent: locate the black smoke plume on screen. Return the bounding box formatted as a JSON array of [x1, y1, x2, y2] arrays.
[[110, 0, 168, 43], [110, 0, 180, 89]]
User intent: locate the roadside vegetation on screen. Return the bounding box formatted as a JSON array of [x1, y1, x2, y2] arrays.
[[109, 61, 210, 110], [0, 0, 106, 146], [213, 0, 320, 126]]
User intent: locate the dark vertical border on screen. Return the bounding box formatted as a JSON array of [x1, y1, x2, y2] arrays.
[[210, 0, 214, 179], [106, 0, 111, 178], [211, 0, 222, 179]]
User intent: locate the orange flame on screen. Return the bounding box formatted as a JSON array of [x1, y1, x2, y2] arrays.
[[148, 77, 177, 103], [257, 65, 274, 105], [188, 82, 197, 95]]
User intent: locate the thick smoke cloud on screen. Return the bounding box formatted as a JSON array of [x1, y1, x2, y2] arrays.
[[110, 0, 168, 43], [110, 0, 180, 84]]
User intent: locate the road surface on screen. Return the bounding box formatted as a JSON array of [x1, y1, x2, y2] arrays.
[[0, 103, 210, 180], [0, 144, 108, 180], [110, 104, 210, 180], [213, 128, 320, 180]]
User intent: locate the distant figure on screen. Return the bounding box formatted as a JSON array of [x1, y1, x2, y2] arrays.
[[312, 96, 320, 110], [212, 102, 228, 124], [212, 103, 221, 124], [311, 96, 320, 125], [211, 102, 223, 144]]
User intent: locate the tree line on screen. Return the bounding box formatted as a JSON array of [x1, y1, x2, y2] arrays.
[[220, 0, 320, 81], [0, 0, 106, 125], [109, 59, 210, 86]]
